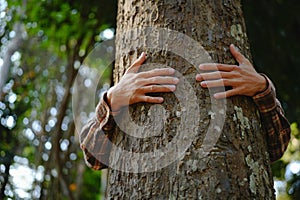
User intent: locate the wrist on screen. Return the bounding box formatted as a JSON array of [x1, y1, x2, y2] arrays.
[[256, 74, 268, 95], [107, 87, 121, 112]]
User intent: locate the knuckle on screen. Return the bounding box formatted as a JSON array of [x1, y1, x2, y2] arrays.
[[232, 65, 240, 71], [218, 72, 225, 78], [149, 85, 155, 92], [135, 77, 144, 85], [144, 96, 151, 102], [134, 73, 142, 79], [215, 64, 222, 70], [133, 79, 140, 86], [223, 79, 230, 85], [239, 85, 246, 91], [229, 71, 238, 78], [135, 87, 142, 93], [216, 64, 222, 67]]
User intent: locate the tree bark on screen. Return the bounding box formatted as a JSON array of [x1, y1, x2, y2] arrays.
[[107, 0, 275, 199]]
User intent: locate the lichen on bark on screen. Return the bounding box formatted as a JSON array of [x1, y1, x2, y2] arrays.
[[106, 0, 276, 199]]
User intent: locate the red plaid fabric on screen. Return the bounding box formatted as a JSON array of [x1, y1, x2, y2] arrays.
[[80, 77, 291, 170], [252, 74, 291, 162], [80, 94, 115, 170]]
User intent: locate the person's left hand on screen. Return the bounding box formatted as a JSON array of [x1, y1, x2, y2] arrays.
[[196, 44, 267, 99]]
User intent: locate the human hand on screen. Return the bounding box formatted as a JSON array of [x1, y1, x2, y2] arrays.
[[196, 44, 267, 99], [107, 52, 179, 112]]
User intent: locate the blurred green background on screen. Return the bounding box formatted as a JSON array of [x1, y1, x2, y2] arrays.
[[0, 0, 299, 199]]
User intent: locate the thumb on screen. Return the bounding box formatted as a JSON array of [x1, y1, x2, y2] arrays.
[[125, 52, 147, 74], [229, 44, 250, 65]]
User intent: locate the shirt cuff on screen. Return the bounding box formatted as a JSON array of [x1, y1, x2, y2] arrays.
[[252, 74, 277, 113], [95, 93, 116, 131], [95, 93, 111, 124]]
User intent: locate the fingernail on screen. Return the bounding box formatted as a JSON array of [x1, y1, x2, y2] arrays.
[[232, 44, 239, 52], [199, 64, 205, 70], [214, 93, 221, 99], [173, 78, 180, 83], [168, 68, 175, 73], [169, 85, 176, 91], [200, 81, 207, 87], [140, 52, 146, 58], [196, 74, 202, 80]]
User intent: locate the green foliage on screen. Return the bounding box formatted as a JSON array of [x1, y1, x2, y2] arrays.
[[272, 123, 300, 178], [271, 123, 300, 199], [282, 123, 300, 161], [79, 168, 102, 200], [1, 0, 116, 199], [0, 0, 299, 199], [284, 123, 300, 199]]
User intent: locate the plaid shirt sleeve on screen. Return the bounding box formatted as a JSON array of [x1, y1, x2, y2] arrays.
[[252, 74, 291, 162], [80, 75, 290, 169], [79, 93, 115, 170]]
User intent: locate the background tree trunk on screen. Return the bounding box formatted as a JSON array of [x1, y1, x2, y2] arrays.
[[107, 0, 275, 199]]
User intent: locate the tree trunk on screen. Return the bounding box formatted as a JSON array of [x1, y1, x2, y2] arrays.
[[107, 0, 275, 199]]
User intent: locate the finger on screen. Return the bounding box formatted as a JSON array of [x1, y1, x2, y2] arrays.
[[200, 79, 229, 88], [125, 52, 147, 74], [196, 74, 202, 81], [229, 44, 250, 65], [135, 95, 164, 104], [138, 85, 176, 93], [199, 63, 238, 72], [196, 71, 233, 81], [138, 68, 175, 78], [214, 88, 240, 99], [213, 92, 227, 99], [141, 77, 179, 86]]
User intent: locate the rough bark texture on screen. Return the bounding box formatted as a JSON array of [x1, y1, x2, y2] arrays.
[[107, 0, 275, 199]]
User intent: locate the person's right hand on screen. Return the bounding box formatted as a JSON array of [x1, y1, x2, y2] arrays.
[[107, 52, 179, 113]]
